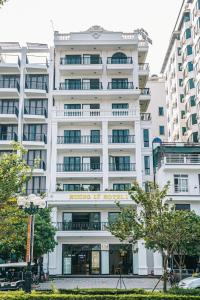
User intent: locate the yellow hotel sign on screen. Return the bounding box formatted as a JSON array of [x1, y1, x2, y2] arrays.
[[69, 193, 129, 201]]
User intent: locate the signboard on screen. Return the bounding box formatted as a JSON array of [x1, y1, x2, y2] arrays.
[[69, 193, 129, 201]]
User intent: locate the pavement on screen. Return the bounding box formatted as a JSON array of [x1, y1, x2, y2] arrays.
[[36, 277, 164, 290]]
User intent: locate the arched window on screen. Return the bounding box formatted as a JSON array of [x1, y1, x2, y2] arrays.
[[111, 52, 128, 64]]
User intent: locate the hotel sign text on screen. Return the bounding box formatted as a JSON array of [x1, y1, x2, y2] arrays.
[[69, 193, 129, 201]]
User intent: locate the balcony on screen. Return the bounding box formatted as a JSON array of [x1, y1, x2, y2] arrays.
[[25, 80, 48, 96], [159, 154, 200, 170], [0, 106, 18, 122], [138, 63, 149, 76], [53, 108, 138, 122], [57, 135, 102, 144], [25, 56, 49, 74], [0, 79, 20, 97], [23, 133, 47, 146], [106, 57, 133, 75], [107, 81, 134, 90], [24, 106, 47, 121], [57, 163, 102, 173], [55, 222, 108, 231], [0, 132, 18, 145], [108, 135, 135, 144], [0, 54, 20, 73], [109, 163, 136, 171], [59, 81, 103, 91], [139, 88, 151, 109]]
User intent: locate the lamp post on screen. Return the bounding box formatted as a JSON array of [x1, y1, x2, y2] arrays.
[[17, 194, 46, 293]]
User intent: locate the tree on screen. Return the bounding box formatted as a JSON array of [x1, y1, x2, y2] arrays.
[[0, 0, 7, 7], [108, 181, 200, 292], [0, 144, 31, 204]]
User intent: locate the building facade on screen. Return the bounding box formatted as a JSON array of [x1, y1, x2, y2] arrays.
[[147, 75, 167, 141], [161, 0, 200, 143], [0, 26, 164, 276]]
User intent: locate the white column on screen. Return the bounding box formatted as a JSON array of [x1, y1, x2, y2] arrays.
[[48, 207, 58, 275], [135, 120, 143, 185], [154, 251, 163, 275], [50, 122, 58, 192], [137, 240, 148, 275], [102, 121, 108, 190], [101, 243, 109, 274]]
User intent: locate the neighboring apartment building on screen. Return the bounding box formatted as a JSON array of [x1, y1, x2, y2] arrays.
[[161, 0, 200, 143], [154, 142, 200, 270], [0, 42, 51, 195], [0, 26, 162, 276], [147, 75, 167, 141]]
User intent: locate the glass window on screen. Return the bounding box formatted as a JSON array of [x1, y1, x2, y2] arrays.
[[63, 184, 81, 191], [182, 127, 186, 135], [192, 132, 198, 142], [177, 47, 181, 56], [158, 107, 164, 116], [191, 113, 197, 125], [159, 126, 165, 135], [186, 45, 193, 56], [179, 79, 183, 87], [188, 61, 194, 72], [175, 204, 190, 211], [108, 212, 120, 223], [181, 111, 186, 119], [113, 183, 131, 191], [112, 103, 129, 109], [174, 175, 188, 193], [190, 96, 196, 107], [143, 129, 149, 147], [64, 130, 81, 144], [144, 156, 150, 175], [180, 94, 184, 103], [185, 28, 191, 39], [189, 78, 195, 89], [112, 129, 129, 143], [90, 130, 100, 143]]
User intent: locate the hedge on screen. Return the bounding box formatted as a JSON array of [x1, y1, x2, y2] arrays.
[[168, 288, 200, 296], [1, 293, 200, 300], [39, 289, 147, 295]]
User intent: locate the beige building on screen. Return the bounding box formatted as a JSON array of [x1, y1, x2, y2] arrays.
[[147, 75, 167, 141]]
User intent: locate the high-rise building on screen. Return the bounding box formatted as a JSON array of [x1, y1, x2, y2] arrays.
[[161, 0, 200, 143], [0, 26, 164, 276], [147, 75, 167, 141]]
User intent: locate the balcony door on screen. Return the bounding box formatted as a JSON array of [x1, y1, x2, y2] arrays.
[[83, 54, 100, 64], [112, 78, 128, 89], [112, 129, 129, 143], [63, 157, 81, 171], [82, 157, 100, 171], [82, 79, 100, 90], [64, 130, 81, 144], [65, 79, 81, 90], [90, 130, 100, 143], [110, 156, 130, 171]]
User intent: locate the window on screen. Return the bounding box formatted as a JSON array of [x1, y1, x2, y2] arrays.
[[181, 111, 186, 119], [108, 212, 120, 223], [189, 78, 195, 89], [190, 96, 196, 107], [113, 183, 131, 191], [112, 103, 128, 109], [64, 104, 81, 109], [23, 124, 47, 142], [158, 107, 164, 116], [177, 47, 181, 56], [90, 130, 100, 143], [180, 94, 184, 103], [191, 113, 197, 125], [26, 176, 46, 194], [159, 126, 165, 135], [143, 129, 149, 147], [144, 156, 150, 175], [188, 61, 194, 72], [109, 156, 130, 171], [192, 132, 198, 142], [179, 79, 183, 87], [185, 28, 191, 39], [175, 204, 190, 211], [63, 184, 81, 191], [186, 45, 193, 56], [174, 175, 188, 193], [65, 79, 81, 90], [64, 130, 81, 144], [178, 63, 182, 71], [182, 127, 187, 135], [64, 55, 81, 64], [112, 129, 129, 143], [81, 184, 100, 191]]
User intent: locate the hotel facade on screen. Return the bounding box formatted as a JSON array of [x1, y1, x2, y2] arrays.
[[0, 26, 165, 276]]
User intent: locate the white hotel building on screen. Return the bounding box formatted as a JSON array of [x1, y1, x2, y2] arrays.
[[0, 26, 163, 276]]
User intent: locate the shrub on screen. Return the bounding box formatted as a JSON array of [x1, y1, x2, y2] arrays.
[[168, 287, 200, 296]]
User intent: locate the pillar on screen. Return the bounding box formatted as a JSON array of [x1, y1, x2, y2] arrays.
[[137, 240, 148, 275], [153, 251, 163, 275], [101, 243, 109, 274], [102, 121, 108, 190]]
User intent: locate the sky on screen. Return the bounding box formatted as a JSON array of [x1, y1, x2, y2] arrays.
[[0, 0, 183, 74]]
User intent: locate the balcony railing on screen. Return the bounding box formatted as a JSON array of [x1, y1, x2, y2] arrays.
[[0, 106, 19, 116], [23, 133, 47, 143], [109, 163, 136, 171], [164, 154, 200, 164], [57, 135, 102, 144], [140, 88, 151, 95], [22, 189, 47, 196], [107, 82, 134, 89], [138, 63, 149, 71], [26, 160, 46, 170], [57, 163, 102, 172], [25, 81, 48, 92], [107, 57, 133, 64], [0, 132, 18, 141], [60, 57, 102, 65], [59, 82, 103, 90], [24, 106, 47, 118], [108, 135, 135, 143], [140, 113, 151, 121], [0, 79, 20, 91], [174, 184, 189, 193], [54, 109, 138, 118], [55, 222, 108, 231]]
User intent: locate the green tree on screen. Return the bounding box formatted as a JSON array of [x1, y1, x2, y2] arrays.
[[108, 181, 200, 292], [0, 144, 31, 204], [0, 0, 7, 7]]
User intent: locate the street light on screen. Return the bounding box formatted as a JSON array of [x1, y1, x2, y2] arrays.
[[17, 194, 46, 293]]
